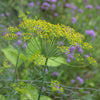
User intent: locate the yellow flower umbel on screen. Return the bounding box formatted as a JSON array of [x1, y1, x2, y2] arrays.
[[3, 13, 97, 67], [51, 80, 64, 92]]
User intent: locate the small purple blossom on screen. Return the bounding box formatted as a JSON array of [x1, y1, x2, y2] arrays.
[[70, 46, 76, 52], [42, 86, 46, 91], [70, 3, 77, 10], [4, 28, 7, 32], [5, 12, 9, 16], [96, 5, 100, 9], [37, 2, 40, 5], [28, 2, 34, 7], [54, 12, 58, 17], [16, 32, 22, 36], [72, 17, 77, 24], [95, 3, 100, 9], [57, 41, 64, 46], [51, 4, 56, 10], [95, 27, 98, 31], [85, 30, 95, 37], [66, 58, 71, 62], [76, 43, 80, 49], [8, 77, 12, 81], [77, 76, 84, 84], [71, 79, 75, 83], [41, 2, 50, 10], [84, 54, 89, 58], [22, 42, 27, 48], [78, 9, 83, 13], [78, 47, 83, 54], [65, 3, 70, 8], [52, 72, 59, 76], [43, 68, 48, 74], [17, 40, 22, 45], [2, 32, 7, 36], [1, 14, 4, 17], [85, 5, 93, 9], [67, 53, 74, 59], [50, 0, 57, 2]]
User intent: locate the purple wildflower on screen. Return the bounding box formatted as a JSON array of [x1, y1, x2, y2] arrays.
[[1, 14, 4, 17], [95, 2, 100, 9], [78, 47, 83, 54], [43, 68, 48, 74], [67, 53, 74, 59], [52, 72, 59, 76], [57, 41, 64, 46], [84, 54, 89, 58], [65, 3, 70, 8], [22, 42, 27, 48], [76, 43, 80, 49], [71, 79, 75, 83], [70, 3, 77, 10], [95, 27, 98, 31], [85, 30, 95, 37], [85, 5, 93, 9], [66, 58, 71, 62], [42, 86, 46, 91], [5, 12, 9, 16], [2, 32, 7, 36], [41, 2, 50, 10], [28, 2, 34, 7], [54, 12, 58, 17], [70, 46, 76, 52], [78, 9, 83, 13], [50, 0, 57, 2], [51, 4, 56, 11], [8, 77, 12, 81], [37, 1, 40, 5], [96, 5, 100, 9], [4, 28, 7, 32], [17, 40, 22, 45], [72, 17, 77, 24], [77, 76, 84, 84], [16, 32, 22, 36]]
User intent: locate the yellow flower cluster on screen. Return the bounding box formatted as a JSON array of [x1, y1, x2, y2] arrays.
[[5, 18, 84, 45], [3, 14, 97, 66], [32, 54, 45, 65], [82, 42, 93, 49], [11, 82, 25, 94], [57, 46, 69, 53], [75, 54, 84, 64], [51, 80, 64, 92], [87, 56, 97, 66]]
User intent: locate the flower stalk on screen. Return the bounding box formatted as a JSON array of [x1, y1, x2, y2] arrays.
[[38, 58, 48, 100]]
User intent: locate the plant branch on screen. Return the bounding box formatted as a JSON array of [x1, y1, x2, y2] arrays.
[[38, 58, 48, 100]]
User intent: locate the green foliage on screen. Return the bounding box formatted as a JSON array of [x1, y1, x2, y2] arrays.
[[2, 45, 24, 67]]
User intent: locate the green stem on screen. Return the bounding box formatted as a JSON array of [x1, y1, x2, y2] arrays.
[[15, 51, 20, 81], [38, 58, 48, 100]]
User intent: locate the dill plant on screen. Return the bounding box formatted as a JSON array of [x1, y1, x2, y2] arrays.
[[3, 12, 97, 100]]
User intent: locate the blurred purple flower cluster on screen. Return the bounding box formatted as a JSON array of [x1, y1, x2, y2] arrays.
[[71, 76, 84, 84], [66, 44, 83, 63], [85, 30, 95, 37], [0, 12, 9, 17]]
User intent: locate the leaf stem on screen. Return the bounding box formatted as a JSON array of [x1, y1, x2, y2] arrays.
[[15, 51, 20, 81], [38, 58, 48, 100]]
